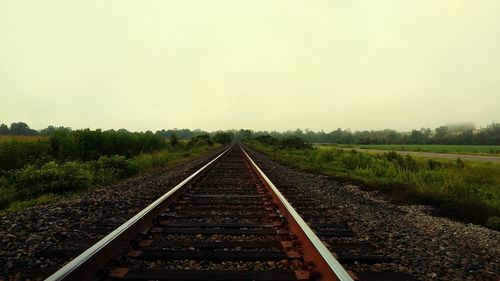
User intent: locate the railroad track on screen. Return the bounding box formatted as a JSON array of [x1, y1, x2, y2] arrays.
[[32, 145, 413, 281]]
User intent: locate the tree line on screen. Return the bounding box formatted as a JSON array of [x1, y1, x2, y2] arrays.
[[0, 122, 234, 143], [2, 121, 499, 145], [0, 129, 166, 171], [0, 124, 235, 172], [235, 124, 500, 145]]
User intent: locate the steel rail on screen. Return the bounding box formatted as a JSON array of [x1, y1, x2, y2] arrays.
[[45, 146, 232, 281], [241, 146, 355, 281]]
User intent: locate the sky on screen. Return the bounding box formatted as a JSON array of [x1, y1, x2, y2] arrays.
[[1, 1, 499, 132]]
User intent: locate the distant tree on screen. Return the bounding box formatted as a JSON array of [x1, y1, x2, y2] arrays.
[[40, 125, 72, 135], [10, 122, 38, 135], [237, 129, 253, 141], [0, 123, 9, 135], [255, 135, 279, 146], [457, 129, 474, 145], [409, 128, 431, 144], [434, 126, 449, 144], [213, 131, 233, 144], [187, 134, 213, 147]]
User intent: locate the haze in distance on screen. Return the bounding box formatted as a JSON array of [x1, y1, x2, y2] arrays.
[[1, 1, 499, 132]]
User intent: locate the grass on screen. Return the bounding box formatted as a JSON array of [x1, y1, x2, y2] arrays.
[[317, 144, 500, 155], [0, 144, 221, 212], [0, 135, 49, 142], [248, 141, 500, 230], [5, 194, 61, 212]]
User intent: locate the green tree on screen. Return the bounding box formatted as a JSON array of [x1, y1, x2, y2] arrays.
[[0, 124, 9, 135], [10, 122, 38, 135], [213, 131, 233, 144], [169, 134, 179, 146]]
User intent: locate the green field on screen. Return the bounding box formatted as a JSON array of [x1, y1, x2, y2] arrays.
[[248, 141, 500, 230], [316, 144, 500, 155]]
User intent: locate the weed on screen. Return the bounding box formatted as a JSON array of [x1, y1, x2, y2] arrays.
[[247, 140, 500, 229]]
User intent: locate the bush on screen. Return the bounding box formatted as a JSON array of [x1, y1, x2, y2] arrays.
[[92, 155, 138, 185], [13, 161, 92, 198], [50, 129, 166, 161], [0, 141, 216, 211], [169, 134, 180, 146], [384, 151, 418, 171], [279, 136, 312, 149], [0, 129, 167, 173], [0, 138, 52, 171], [187, 134, 213, 148]]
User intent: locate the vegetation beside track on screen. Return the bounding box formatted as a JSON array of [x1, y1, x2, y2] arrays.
[[318, 144, 500, 156], [246, 137, 500, 230], [0, 130, 226, 212]]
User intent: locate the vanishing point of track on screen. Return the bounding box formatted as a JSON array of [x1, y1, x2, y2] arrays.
[[43, 145, 412, 281]]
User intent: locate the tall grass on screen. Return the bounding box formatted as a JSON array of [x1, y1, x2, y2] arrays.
[[0, 130, 167, 172], [247, 141, 500, 230], [0, 135, 49, 142], [0, 144, 218, 211]]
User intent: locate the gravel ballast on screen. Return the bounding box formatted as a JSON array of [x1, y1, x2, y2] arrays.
[[1, 145, 499, 280], [245, 147, 499, 281], [0, 147, 225, 279]]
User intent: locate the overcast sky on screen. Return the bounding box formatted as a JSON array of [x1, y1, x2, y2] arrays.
[[1, 1, 499, 132]]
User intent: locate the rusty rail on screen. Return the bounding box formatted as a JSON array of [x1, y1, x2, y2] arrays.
[[45, 147, 231, 281], [45, 145, 355, 281], [241, 146, 354, 281]]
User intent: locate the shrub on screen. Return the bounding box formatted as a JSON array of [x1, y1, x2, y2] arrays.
[[0, 138, 52, 171], [187, 134, 213, 148], [13, 161, 92, 198], [92, 155, 136, 183], [384, 151, 418, 171], [169, 134, 180, 146], [49, 129, 166, 161], [279, 136, 312, 150]]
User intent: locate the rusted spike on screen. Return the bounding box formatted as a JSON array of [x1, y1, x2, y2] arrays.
[[281, 241, 293, 249], [287, 250, 301, 259], [138, 240, 153, 247], [109, 267, 129, 278], [294, 270, 310, 280], [126, 250, 142, 257]]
